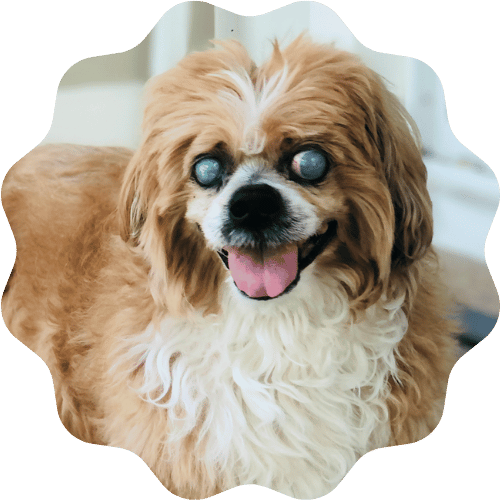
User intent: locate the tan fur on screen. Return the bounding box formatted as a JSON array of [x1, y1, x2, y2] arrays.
[[2, 38, 457, 498]]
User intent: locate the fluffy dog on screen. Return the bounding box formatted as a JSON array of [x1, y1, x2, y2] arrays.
[[2, 37, 457, 498]]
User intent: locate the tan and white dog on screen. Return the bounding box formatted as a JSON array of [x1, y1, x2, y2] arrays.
[[2, 37, 457, 498]]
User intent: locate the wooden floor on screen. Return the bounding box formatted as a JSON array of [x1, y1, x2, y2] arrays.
[[437, 248, 499, 349], [438, 249, 499, 318]]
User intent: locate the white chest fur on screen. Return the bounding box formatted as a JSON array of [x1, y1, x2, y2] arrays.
[[124, 271, 407, 498]]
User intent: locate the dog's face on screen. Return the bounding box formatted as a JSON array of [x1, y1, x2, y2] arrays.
[[119, 37, 433, 313]]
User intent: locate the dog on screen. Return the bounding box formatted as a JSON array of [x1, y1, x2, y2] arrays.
[[2, 36, 457, 498]]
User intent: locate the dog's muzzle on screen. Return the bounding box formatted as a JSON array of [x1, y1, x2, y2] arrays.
[[217, 183, 337, 300]]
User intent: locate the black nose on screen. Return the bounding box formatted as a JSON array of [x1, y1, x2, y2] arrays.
[[229, 184, 284, 228]]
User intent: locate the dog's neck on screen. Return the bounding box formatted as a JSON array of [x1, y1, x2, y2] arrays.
[[114, 268, 407, 496]]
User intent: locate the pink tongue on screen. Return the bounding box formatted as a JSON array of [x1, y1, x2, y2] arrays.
[[226, 245, 298, 298]]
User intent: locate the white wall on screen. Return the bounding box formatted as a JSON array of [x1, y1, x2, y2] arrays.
[[44, 82, 144, 149]]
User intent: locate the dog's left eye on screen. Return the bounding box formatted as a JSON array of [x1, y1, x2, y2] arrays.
[[193, 157, 224, 187], [291, 150, 328, 181]]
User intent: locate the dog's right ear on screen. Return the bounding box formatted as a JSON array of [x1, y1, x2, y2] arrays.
[[127, 191, 145, 242], [118, 147, 159, 244]]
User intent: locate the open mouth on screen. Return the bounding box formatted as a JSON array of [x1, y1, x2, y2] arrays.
[[217, 220, 337, 300]]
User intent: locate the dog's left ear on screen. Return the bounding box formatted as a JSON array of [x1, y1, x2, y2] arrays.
[[368, 75, 434, 272]]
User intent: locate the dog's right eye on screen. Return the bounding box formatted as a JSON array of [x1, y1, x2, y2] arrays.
[[193, 157, 224, 187]]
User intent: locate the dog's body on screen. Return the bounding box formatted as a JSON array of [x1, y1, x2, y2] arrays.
[[3, 38, 456, 498]]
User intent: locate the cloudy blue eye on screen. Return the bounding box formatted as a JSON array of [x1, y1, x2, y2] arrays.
[[291, 150, 328, 181], [193, 157, 224, 187]]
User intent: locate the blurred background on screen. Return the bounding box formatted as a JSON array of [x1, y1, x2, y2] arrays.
[[43, 1, 498, 351]]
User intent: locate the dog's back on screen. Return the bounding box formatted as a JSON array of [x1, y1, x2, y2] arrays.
[[2, 145, 133, 439]]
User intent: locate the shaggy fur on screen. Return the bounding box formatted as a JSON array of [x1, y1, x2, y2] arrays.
[[2, 37, 457, 498]]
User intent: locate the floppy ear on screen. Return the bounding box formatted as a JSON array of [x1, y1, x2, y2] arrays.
[[370, 77, 434, 272], [117, 138, 225, 315], [118, 146, 158, 244]]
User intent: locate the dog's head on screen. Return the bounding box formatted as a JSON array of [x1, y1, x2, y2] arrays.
[[118, 37, 432, 314]]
